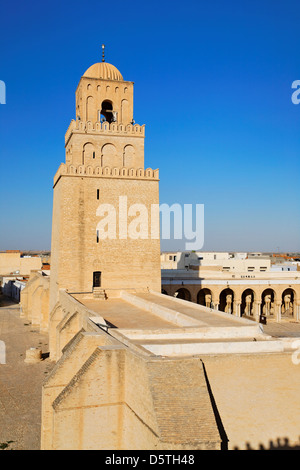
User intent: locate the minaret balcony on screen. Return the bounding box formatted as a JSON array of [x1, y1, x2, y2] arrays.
[[65, 119, 145, 145], [53, 162, 159, 187]]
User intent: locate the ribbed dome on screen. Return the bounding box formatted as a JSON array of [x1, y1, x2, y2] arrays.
[[83, 62, 123, 81]]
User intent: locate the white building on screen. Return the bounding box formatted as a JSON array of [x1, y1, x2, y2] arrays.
[[0, 276, 27, 302], [161, 251, 271, 273]]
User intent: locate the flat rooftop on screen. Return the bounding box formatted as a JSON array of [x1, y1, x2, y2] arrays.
[[82, 297, 178, 330], [134, 292, 246, 328], [74, 291, 296, 357], [82, 292, 249, 330]]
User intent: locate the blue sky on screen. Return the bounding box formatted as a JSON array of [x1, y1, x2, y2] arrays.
[[0, 0, 299, 252]]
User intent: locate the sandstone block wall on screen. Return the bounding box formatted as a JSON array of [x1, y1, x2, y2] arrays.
[[20, 272, 50, 332], [49, 174, 161, 313], [41, 309, 222, 450]]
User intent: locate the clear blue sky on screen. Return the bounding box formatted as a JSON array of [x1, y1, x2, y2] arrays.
[[0, 0, 299, 252]]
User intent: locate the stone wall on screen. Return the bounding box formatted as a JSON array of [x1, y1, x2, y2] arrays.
[[41, 299, 222, 450], [20, 272, 50, 332]]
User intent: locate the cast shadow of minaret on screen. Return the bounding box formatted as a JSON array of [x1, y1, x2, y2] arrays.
[[201, 360, 229, 450]]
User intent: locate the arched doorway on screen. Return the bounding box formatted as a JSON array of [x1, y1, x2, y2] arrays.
[[219, 288, 234, 314], [241, 289, 255, 317], [261, 289, 275, 317], [281, 288, 295, 318], [161, 289, 168, 295], [174, 288, 191, 301], [197, 288, 212, 308]]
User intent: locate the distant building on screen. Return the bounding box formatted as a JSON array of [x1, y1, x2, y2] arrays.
[[161, 251, 300, 321], [161, 251, 271, 272], [0, 275, 28, 302], [0, 251, 42, 276]]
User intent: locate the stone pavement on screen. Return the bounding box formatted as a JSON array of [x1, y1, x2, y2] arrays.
[[0, 296, 54, 450]]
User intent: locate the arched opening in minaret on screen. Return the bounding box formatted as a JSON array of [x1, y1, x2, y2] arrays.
[[100, 100, 116, 123]]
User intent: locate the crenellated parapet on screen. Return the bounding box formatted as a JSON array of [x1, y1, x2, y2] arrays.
[[65, 119, 145, 145], [53, 162, 159, 186]]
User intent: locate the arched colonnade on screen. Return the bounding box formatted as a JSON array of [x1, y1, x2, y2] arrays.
[[161, 283, 300, 322]]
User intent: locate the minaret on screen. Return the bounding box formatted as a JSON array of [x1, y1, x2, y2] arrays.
[[49, 49, 161, 311]]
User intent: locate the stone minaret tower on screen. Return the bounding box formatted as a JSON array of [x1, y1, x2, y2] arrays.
[[49, 49, 161, 311]]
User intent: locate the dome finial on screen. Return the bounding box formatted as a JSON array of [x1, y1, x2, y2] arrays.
[[102, 44, 105, 63]]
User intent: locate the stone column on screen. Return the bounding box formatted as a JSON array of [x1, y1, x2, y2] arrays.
[[213, 302, 219, 311], [254, 301, 261, 322], [275, 301, 282, 323], [234, 301, 241, 317], [190, 291, 198, 304], [296, 303, 300, 322]]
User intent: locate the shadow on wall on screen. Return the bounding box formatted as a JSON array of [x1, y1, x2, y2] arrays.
[[233, 438, 300, 451], [0, 295, 19, 308]]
